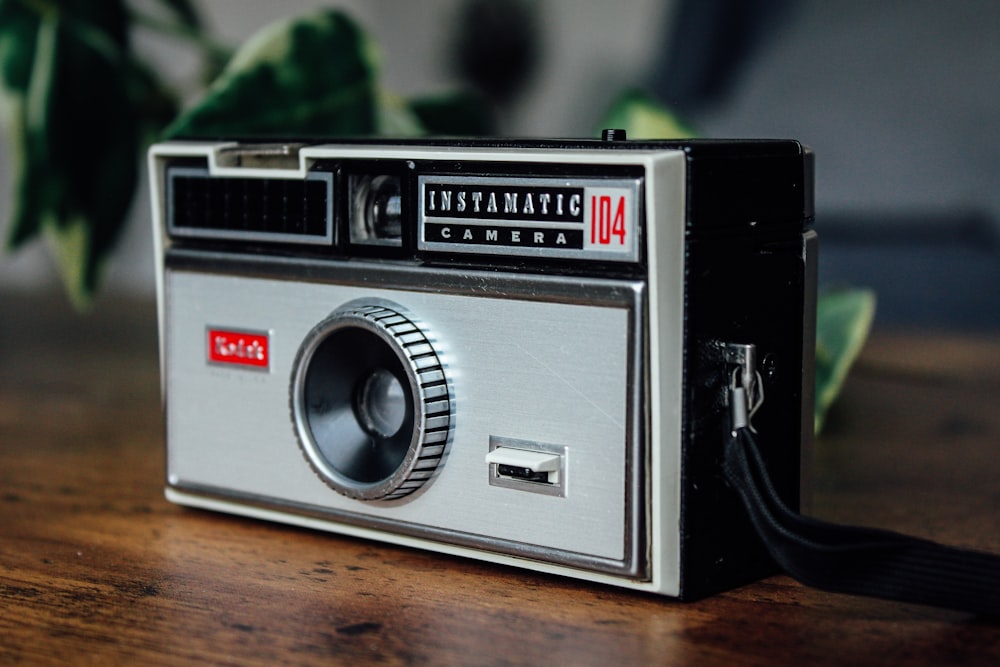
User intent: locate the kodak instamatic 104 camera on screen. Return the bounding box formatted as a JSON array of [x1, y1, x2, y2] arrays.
[[150, 137, 815, 600]]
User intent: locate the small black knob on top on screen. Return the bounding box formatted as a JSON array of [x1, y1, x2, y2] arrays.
[[601, 128, 627, 142]]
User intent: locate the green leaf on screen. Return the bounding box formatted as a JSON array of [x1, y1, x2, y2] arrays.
[[598, 89, 697, 139], [814, 288, 877, 433], [376, 90, 425, 137], [165, 10, 379, 139], [151, 0, 203, 31], [1, 0, 46, 248], [406, 90, 496, 136], [0, 1, 38, 93], [0, 0, 154, 307]]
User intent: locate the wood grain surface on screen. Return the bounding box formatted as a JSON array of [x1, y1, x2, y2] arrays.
[[2, 292, 999, 665]]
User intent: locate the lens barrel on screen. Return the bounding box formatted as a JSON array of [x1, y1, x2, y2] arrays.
[[291, 301, 450, 501]]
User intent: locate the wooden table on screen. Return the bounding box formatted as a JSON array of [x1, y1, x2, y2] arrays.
[[2, 292, 999, 665]]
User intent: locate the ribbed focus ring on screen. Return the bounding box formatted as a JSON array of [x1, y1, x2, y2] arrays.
[[350, 303, 451, 501], [291, 300, 451, 501]]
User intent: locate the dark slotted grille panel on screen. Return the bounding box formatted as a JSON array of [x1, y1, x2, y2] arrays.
[[168, 170, 331, 241]]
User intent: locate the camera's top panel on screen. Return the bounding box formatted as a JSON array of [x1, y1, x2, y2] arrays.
[[152, 138, 812, 275]]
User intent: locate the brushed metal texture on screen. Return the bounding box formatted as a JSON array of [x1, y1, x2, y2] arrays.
[[165, 265, 641, 568]]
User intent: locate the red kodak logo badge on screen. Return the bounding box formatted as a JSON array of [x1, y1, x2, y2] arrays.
[[207, 328, 270, 370]]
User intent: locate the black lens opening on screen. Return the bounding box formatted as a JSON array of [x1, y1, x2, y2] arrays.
[[302, 326, 414, 485]]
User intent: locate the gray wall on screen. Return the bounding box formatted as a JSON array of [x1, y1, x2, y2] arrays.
[[686, 0, 999, 328]]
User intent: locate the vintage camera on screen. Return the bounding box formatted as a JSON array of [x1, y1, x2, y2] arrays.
[[150, 136, 815, 600]]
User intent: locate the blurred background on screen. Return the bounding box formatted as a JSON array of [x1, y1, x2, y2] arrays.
[[1, 0, 998, 329]]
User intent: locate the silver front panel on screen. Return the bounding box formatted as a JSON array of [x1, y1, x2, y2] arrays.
[[164, 257, 644, 575]]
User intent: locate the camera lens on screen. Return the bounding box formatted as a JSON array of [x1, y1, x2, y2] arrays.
[[354, 368, 406, 439], [350, 175, 402, 246], [301, 326, 413, 486], [291, 301, 450, 501]]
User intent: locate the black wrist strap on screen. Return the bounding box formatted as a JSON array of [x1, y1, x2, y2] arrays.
[[722, 426, 1000, 617]]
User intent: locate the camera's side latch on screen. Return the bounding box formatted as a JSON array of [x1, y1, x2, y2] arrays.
[[724, 343, 764, 433]]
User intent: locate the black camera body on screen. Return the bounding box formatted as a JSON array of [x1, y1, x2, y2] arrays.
[[150, 137, 815, 599]]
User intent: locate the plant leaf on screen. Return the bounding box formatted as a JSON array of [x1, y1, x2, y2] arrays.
[[598, 89, 697, 139], [814, 288, 877, 432], [376, 90, 425, 137], [165, 10, 379, 139], [0, 0, 152, 307], [151, 0, 203, 30], [406, 90, 496, 136], [0, 0, 45, 247]]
